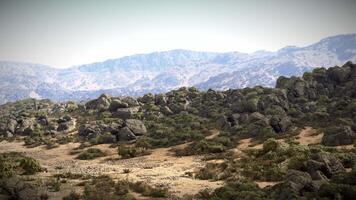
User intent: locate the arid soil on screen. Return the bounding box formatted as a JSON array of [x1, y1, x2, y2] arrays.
[[1, 127, 349, 199], [0, 131, 224, 199]]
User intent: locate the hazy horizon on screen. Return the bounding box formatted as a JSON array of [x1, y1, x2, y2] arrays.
[[1, 0, 356, 68]]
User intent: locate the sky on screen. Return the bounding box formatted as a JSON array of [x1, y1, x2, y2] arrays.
[[0, 0, 356, 68]]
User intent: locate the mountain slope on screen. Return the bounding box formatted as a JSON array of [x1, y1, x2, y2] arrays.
[[0, 33, 355, 104]]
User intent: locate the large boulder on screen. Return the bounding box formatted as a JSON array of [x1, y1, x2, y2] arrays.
[[6, 119, 17, 133], [155, 94, 167, 106], [307, 152, 346, 179], [274, 169, 320, 200], [78, 124, 101, 138], [108, 99, 129, 112], [125, 119, 147, 136], [16, 118, 35, 135], [117, 127, 137, 141], [85, 94, 111, 111], [270, 115, 291, 133], [121, 97, 139, 107], [113, 107, 140, 119], [57, 122, 70, 131], [322, 126, 356, 146], [327, 66, 351, 84]]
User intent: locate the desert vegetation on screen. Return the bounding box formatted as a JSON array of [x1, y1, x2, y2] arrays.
[[0, 62, 356, 199]]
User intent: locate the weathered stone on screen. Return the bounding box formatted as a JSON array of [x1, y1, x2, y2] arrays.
[[160, 106, 173, 115], [113, 107, 139, 119], [322, 126, 356, 146], [6, 119, 17, 133], [109, 99, 129, 112], [270, 115, 291, 133], [117, 127, 137, 141], [125, 119, 147, 135], [308, 152, 346, 179], [57, 122, 70, 131], [85, 93, 111, 111]]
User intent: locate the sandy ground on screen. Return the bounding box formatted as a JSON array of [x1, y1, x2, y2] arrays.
[[0, 130, 223, 199], [296, 127, 323, 145]]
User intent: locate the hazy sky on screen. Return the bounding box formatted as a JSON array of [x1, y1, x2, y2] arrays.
[[0, 0, 355, 68]]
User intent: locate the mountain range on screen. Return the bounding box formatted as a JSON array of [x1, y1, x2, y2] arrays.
[[1, 33, 356, 104]]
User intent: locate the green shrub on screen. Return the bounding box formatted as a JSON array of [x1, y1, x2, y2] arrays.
[[117, 144, 149, 159], [0, 159, 15, 178], [77, 148, 107, 160], [19, 157, 42, 175], [262, 138, 279, 153]]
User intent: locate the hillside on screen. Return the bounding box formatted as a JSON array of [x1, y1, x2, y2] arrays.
[[1, 34, 356, 104], [0, 62, 355, 199]]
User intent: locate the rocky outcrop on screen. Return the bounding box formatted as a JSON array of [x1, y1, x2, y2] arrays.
[[322, 126, 356, 146], [307, 152, 346, 179], [85, 94, 111, 111], [113, 107, 140, 119], [125, 119, 147, 136]]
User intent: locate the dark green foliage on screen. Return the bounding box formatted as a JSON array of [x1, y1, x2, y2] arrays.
[[145, 113, 208, 147], [0, 152, 42, 177], [19, 157, 42, 175], [196, 180, 267, 200], [77, 148, 107, 160], [117, 144, 149, 158]]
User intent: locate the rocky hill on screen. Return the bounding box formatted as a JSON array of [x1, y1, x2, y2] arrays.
[[1, 33, 356, 104], [0, 62, 355, 199]]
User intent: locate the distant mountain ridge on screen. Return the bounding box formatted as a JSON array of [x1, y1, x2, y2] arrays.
[[0, 33, 356, 104]]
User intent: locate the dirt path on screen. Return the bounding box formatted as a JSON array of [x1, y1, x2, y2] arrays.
[[205, 129, 220, 139], [296, 127, 323, 145], [0, 138, 223, 198]]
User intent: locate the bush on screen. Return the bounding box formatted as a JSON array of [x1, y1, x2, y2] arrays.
[[129, 181, 169, 197], [0, 160, 15, 178], [77, 148, 107, 160], [19, 157, 42, 175], [262, 138, 279, 153], [118, 145, 137, 158]]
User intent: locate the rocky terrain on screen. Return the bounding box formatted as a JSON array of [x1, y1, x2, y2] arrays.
[[0, 62, 356, 199], [1, 34, 356, 104]]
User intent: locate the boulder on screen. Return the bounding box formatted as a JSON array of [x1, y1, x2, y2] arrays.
[[108, 99, 129, 112], [113, 107, 139, 119], [78, 124, 101, 138], [57, 122, 70, 131], [6, 119, 17, 133], [322, 126, 356, 146], [121, 97, 139, 107], [284, 169, 313, 193], [125, 119, 147, 136], [307, 152, 346, 179], [37, 115, 48, 126], [160, 106, 173, 115], [327, 66, 351, 83], [117, 127, 137, 141], [155, 94, 167, 106], [85, 94, 111, 111], [270, 115, 291, 133], [248, 112, 269, 124]]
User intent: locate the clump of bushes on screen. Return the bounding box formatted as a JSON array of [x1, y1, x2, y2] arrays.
[[63, 175, 169, 200], [77, 148, 107, 160], [174, 135, 233, 156], [118, 144, 149, 159], [0, 152, 42, 177], [19, 157, 42, 175], [196, 179, 267, 200], [129, 181, 169, 198]]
